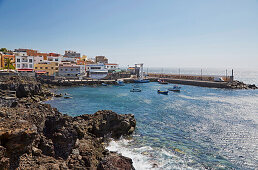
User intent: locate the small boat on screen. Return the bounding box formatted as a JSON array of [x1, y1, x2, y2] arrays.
[[157, 90, 168, 95], [116, 80, 125, 86], [134, 79, 150, 83], [64, 96, 72, 99], [130, 88, 141, 92], [102, 83, 108, 86], [168, 85, 181, 92], [158, 79, 168, 84]]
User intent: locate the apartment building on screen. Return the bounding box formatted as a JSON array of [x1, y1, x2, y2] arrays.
[[34, 62, 59, 76]]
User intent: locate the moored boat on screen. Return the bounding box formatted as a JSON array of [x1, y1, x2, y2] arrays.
[[157, 90, 168, 95], [158, 79, 168, 84], [134, 79, 150, 83], [168, 85, 181, 92], [116, 80, 125, 86], [130, 88, 142, 92]]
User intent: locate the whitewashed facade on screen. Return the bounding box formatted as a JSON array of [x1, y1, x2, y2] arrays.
[[15, 55, 34, 71], [86, 63, 108, 79], [105, 63, 118, 71]]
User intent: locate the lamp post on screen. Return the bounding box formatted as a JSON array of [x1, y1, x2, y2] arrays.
[[201, 69, 202, 80]]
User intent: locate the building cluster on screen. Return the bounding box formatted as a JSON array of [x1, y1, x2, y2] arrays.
[[0, 48, 119, 79]]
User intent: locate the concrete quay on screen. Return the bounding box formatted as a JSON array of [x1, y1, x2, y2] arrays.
[[160, 78, 229, 88]]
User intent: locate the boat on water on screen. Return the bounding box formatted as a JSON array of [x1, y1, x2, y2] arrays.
[[134, 79, 150, 83], [158, 79, 168, 84], [157, 90, 168, 95], [168, 85, 181, 92], [130, 88, 142, 92], [102, 83, 108, 86], [116, 80, 125, 86], [64, 96, 72, 99]]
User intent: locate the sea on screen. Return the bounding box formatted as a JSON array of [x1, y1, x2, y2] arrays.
[[45, 68, 258, 170]]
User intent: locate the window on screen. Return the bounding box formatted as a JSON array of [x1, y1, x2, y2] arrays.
[[22, 64, 28, 68], [91, 67, 101, 69], [29, 64, 33, 68], [76, 69, 79, 71], [55, 59, 58, 61], [16, 64, 20, 68], [45, 67, 48, 69], [40, 67, 43, 69], [61, 69, 63, 71], [55, 63, 58, 66], [29, 59, 33, 63], [17, 58, 20, 62], [51, 67, 54, 69], [35, 67, 38, 69], [56, 68, 58, 70], [65, 69, 68, 71], [71, 69, 73, 71]]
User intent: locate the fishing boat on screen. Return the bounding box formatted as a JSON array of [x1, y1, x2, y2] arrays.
[[102, 83, 108, 86], [134, 79, 150, 83], [158, 79, 168, 84], [130, 88, 142, 92], [157, 90, 168, 95], [168, 85, 181, 92], [116, 80, 125, 86]]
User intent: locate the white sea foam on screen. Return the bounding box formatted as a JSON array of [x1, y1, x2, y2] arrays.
[[106, 139, 155, 170], [106, 139, 196, 170]]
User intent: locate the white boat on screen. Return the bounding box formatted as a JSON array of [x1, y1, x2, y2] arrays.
[[168, 85, 181, 92], [130, 88, 141, 92]]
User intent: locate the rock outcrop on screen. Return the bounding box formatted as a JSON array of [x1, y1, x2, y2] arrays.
[[0, 76, 136, 169], [226, 81, 257, 89]]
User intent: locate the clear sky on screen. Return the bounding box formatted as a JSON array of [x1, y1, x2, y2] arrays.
[[0, 0, 257, 68]]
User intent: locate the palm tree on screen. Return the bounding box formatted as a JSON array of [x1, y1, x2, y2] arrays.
[[4, 58, 15, 71]]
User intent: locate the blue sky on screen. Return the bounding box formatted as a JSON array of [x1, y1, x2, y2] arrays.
[[0, 0, 257, 68]]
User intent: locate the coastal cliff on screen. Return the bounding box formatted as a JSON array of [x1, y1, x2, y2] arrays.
[[0, 76, 136, 169]]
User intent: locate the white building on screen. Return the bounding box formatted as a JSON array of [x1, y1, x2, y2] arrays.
[[34, 55, 45, 64], [47, 55, 63, 63], [58, 64, 85, 77], [86, 63, 108, 79], [105, 63, 119, 71], [15, 55, 34, 72]]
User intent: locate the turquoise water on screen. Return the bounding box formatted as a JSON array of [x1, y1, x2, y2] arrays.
[[46, 82, 258, 169]]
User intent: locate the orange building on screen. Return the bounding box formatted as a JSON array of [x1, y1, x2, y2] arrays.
[[0, 54, 15, 69], [76, 60, 86, 65]]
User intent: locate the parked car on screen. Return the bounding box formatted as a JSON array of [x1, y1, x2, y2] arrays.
[[214, 77, 224, 82]]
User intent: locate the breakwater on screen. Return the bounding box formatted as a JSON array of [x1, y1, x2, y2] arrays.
[[148, 73, 232, 82]]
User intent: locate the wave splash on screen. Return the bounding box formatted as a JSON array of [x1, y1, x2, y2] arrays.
[[106, 138, 195, 170]]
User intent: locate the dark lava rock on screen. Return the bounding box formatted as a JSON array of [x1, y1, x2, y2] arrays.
[[98, 152, 135, 170], [0, 76, 136, 169], [77, 110, 136, 139]]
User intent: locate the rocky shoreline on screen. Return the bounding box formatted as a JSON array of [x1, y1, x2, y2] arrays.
[[0, 76, 136, 169]]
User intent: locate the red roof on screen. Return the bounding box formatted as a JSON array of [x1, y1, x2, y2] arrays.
[[18, 69, 33, 72], [36, 71, 46, 74]]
